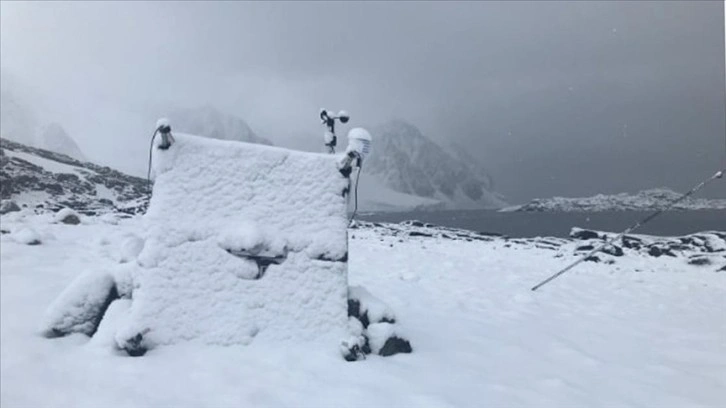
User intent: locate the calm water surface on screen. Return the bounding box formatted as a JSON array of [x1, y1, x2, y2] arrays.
[[359, 209, 726, 238]]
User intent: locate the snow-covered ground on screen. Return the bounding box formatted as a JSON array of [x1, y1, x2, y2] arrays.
[[2, 212, 725, 407], [504, 188, 726, 212]]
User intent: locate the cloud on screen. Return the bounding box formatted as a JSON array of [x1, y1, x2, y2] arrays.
[[1, 1, 723, 201]]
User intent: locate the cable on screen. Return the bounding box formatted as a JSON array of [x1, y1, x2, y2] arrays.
[[531, 168, 725, 291], [349, 162, 362, 225], [147, 129, 158, 190]]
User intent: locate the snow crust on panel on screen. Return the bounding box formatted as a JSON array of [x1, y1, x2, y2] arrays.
[[118, 133, 351, 348], [146, 133, 349, 261]]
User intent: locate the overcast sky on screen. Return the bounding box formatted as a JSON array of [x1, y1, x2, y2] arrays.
[[1, 1, 724, 202]]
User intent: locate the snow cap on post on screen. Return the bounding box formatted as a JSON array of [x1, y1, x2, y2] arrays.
[[156, 117, 171, 130]]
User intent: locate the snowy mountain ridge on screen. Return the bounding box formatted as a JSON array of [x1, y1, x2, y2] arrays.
[[504, 188, 726, 212]]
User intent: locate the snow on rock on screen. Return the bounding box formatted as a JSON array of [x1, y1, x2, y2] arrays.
[[366, 322, 412, 356], [346, 285, 412, 358], [54, 208, 81, 225], [348, 285, 396, 327], [11, 227, 42, 245], [115, 133, 352, 355], [40, 271, 118, 338], [0, 199, 20, 214]]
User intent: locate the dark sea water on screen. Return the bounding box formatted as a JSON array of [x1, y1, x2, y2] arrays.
[[359, 209, 726, 238]]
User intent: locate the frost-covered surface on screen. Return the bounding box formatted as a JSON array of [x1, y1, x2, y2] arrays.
[[0, 138, 149, 215], [2, 210, 725, 406], [505, 188, 726, 212], [116, 133, 351, 350]]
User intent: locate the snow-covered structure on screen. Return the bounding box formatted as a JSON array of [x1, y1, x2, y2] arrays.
[[44, 133, 353, 355], [122, 133, 353, 353]]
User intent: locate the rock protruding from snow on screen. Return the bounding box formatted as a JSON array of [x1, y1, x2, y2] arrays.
[[40, 271, 118, 338], [0, 199, 20, 214], [507, 188, 726, 212], [348, 285, 396, 327], [12, 227, 42, 245], [357, 221, 726, 272], [345, 285, 412, 359], [366, 322, 412, 356], [114, 133, 351, 355], [54, 208, 81, 225]]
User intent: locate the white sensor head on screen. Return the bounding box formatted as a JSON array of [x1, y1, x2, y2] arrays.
[[346, 127, 372, 162]]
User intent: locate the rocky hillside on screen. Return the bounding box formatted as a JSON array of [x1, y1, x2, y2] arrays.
[[504, 188, 726, 212], [0, 138, 148, 216]]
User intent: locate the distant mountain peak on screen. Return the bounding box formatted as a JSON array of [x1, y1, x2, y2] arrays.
[[365, 119, 505, 209], [167, 106, 273, 146], [0, 85, 85, 161]]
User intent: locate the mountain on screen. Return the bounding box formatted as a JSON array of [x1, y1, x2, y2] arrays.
[[37, 123, 86, 161], [0, 82, 86, 161], [364, 120, 505, 210], [503, 188, 726, 212], [167, 106, 273, 145], [0, 138, 148, 215]]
